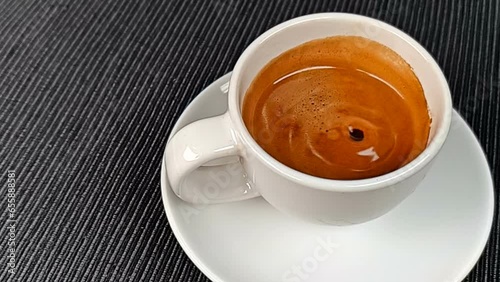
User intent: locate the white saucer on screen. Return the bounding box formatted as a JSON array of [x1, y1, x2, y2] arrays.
[[161, 73, 494, 282]]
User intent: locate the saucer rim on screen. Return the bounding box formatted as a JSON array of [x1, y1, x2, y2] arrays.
[[161, 73, 234, 282], [160, 72, 494, 282]]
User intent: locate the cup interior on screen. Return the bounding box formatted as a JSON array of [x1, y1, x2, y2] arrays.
[[229, 13, 452, 187]]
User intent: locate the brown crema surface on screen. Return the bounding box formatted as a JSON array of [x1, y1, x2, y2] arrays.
[[242, 36, 430, 180]]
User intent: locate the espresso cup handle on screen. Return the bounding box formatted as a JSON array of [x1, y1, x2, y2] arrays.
[[165, 112, 259, 204]]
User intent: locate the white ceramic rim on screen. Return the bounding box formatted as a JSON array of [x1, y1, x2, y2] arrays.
[[228, 13, 453, 192]]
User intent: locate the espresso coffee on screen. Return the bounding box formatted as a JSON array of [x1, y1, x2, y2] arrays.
[[242, 36, 430, 180]]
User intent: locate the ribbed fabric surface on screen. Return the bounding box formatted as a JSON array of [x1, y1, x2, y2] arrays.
[[0, 0, 498, 281]]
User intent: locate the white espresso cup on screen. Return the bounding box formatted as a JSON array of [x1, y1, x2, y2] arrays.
[[165, 13, 452, 225]]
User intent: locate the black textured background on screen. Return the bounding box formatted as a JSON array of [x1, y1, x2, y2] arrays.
[[0, 0, 498, 281]]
